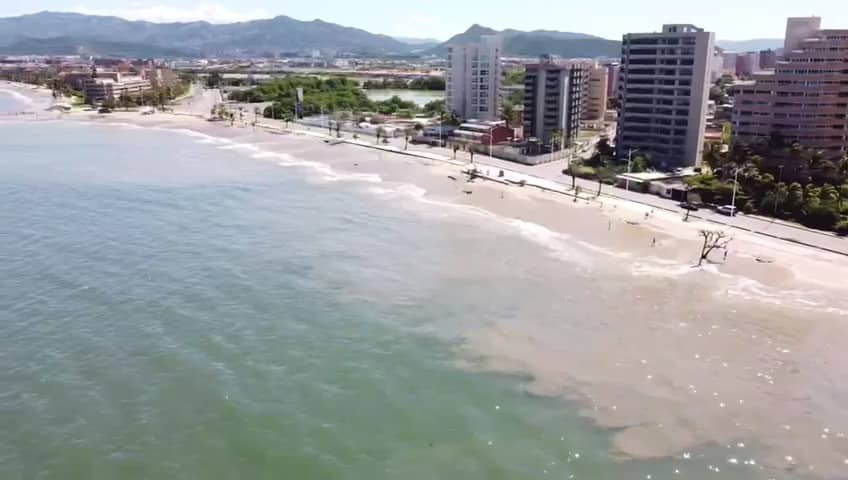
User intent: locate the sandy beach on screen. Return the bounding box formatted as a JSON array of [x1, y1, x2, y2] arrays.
[[6, 85, 848, 477]]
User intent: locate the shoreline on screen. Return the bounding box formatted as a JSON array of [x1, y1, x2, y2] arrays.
[[0, 81, 57, 114], [6, 92, 845, 308], [7, 85, 848, 476]]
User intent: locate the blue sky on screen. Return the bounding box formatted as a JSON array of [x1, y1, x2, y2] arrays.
[[4, 0, 847, 41]]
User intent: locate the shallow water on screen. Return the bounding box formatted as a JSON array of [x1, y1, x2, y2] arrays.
[[0, 90, 29, 114], [1, 121, 845, 479], [362, 89, 444, 107]]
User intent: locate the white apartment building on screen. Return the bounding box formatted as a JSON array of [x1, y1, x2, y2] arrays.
[[616, 24, 715, 168], [445, 35, 502, 121], [84, 72, 152, 103]]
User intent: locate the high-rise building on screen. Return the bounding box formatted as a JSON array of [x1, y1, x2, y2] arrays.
[[735, 52, 760, 77], [616, 24, 715, 168], [582, 66, 609, 122], [759, 49, 778, 69], [445, 35, 502, 121], [721, 51, 739, 75], [606, 63, 620, 98], [523, 56, 585, 151], [732, 19, 848, 157], [710, 48, 725, 82], [784, 16, 822, 52]]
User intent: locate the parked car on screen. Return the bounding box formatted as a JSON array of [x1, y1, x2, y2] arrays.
[[98, 107, 112, 114], [680, 202, 699, 211], [717, 205, 738, 216]]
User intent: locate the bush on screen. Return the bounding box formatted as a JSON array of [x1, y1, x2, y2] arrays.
[[572, 166, 597, 178], [743, 200, 755, 214], [799, 205, 841, 230], [835, 219, 848, 236]]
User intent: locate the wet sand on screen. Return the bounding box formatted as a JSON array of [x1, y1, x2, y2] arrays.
[[8, 104, 848, 477]]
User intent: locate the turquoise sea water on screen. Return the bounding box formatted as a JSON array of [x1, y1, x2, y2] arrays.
[[0, 122, 813, 479]]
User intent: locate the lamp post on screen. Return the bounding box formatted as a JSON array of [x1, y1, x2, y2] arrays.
[[730, 167, 740, 211], [774, 164, 785, 215], [625, 148, 640, 192]]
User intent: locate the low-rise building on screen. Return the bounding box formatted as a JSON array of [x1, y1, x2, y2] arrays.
[[449, 120, 516, 153]]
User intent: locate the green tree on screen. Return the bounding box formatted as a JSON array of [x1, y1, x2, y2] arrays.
[[820, 184, 840, 211], [630, 156, 649, 173], [839, 184, 848, 213], [503, 68, 526, 86], [785, 182, 804, 215]]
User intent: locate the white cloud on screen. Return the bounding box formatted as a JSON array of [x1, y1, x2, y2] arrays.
[[70, 2, 270, 24]]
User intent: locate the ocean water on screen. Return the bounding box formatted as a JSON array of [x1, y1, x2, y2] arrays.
[[0, 91, 28, 114], [0, 121, 841, 480]]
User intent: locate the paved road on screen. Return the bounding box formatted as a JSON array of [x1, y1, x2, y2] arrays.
[[173, 86, 222, 117]]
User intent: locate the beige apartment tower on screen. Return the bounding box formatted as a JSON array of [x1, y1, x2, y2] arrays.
[[582, 66, 608, 122], [733, 18, 848, 157], [616, 24, 715, 167], [445, 35, 502, 122]]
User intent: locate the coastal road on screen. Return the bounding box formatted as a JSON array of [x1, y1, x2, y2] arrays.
[[173, 86, 222, 117]]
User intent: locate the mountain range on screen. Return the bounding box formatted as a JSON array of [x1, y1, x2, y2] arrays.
[[0, 11, 411, 57], [0, 12, 783, 59], [0, 11, 624, 59], [429, 24, 621, 58]]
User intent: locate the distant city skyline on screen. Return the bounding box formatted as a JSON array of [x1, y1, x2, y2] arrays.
[[2, 1, 845, 41]]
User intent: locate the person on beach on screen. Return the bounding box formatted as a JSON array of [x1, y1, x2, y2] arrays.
[[652, 237, 656, 248], [724, 250, 729, 262]]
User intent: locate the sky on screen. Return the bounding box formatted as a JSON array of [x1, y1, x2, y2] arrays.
[[3, 0, 847, 41]]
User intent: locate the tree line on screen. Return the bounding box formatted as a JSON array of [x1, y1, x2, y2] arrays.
[[691, 136, 848, 233], [361, 77, 445, 91], [227, 76, 448, 120]]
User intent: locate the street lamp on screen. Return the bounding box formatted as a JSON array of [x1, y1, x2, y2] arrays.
[[730, 167, 740, 211], [774, 164, 785, 215], [625, 148, 640, 191]]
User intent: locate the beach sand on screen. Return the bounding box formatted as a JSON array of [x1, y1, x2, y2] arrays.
[[7, 92, 848, 477]]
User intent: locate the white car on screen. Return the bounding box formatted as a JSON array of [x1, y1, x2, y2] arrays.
[[717, 205, 738, 216]]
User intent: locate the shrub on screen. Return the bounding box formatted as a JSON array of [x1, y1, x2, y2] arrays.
[[742, 200, 755, 214], [835, 219, 848, 236], [573, 166, 597, 178], [799, 205, 841, 230]]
